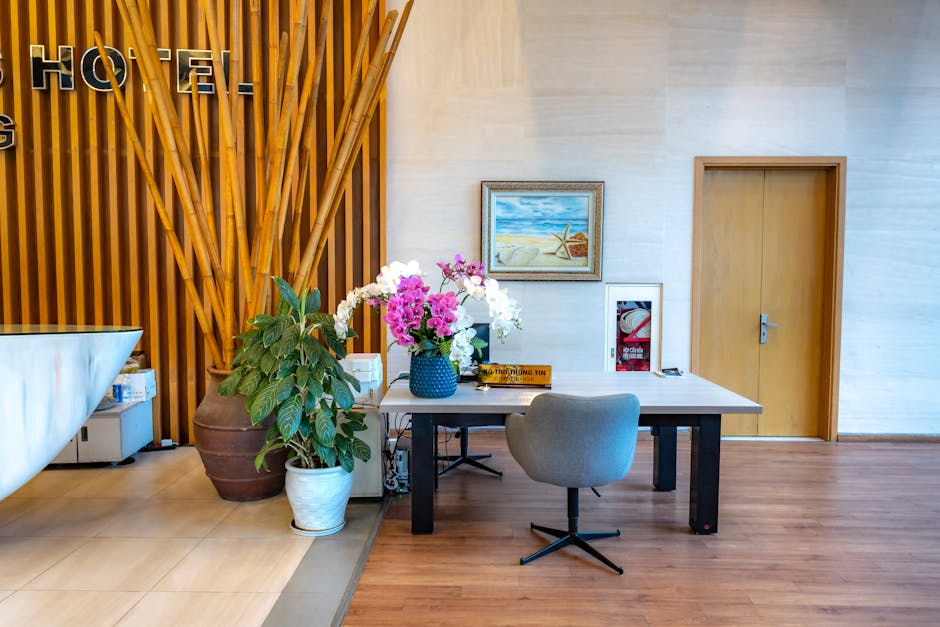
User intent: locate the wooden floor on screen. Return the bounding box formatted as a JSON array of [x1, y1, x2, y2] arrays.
[[345, 431, 940, 626]]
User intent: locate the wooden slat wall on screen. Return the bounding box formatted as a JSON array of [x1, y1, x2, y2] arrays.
[[0, 0, 386, 444]]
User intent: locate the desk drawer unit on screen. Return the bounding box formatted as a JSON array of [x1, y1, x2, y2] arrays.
[[51, 400, 153, 464]]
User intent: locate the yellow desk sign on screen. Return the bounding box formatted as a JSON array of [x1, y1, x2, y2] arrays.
[[478, 364, 552, 388]]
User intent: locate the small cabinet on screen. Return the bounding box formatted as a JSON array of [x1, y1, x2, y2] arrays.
[[51, 400, 153, 464]]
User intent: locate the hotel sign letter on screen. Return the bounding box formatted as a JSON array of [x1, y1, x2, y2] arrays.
[[31, 45, 76, 90], [0, 114, 14, 150], [80, 46, 128, 91]]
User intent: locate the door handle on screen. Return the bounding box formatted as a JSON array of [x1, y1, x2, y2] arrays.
[[760, 313, 779, 344]]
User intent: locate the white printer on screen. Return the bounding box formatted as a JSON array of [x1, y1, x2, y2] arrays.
[[339, 353, 385, 498], [340, 352, 383, 406]]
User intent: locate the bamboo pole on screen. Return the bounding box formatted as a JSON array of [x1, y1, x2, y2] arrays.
[[228, 0, 242, 126], [302, 2, 411, 291], [119, 0, 222, 285], [248, 0, 312, 315], [226, 0, 244, 357], [122, 0, 223, 280], [198, 0, 253, 316], [252, 30, 289, 273], [189, 71, 217, 247], [117, 0, 227, 331], [249, 0, 265, 217], [276, 0, 332, 279], [328, 0, 380, 172], [94, 32, 223, 368], [294, 9, 399, 291], [276, 0, 332, 252], [266, 33, 289, 175], [288, 0, 375, 281]]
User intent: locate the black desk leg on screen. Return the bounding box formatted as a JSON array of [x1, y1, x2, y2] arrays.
[[651, 424, 677, 491], [411, 413, 435, 534], [689, 414, 720, 534]]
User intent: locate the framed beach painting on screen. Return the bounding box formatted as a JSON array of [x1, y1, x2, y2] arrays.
[[604, 283, 662, 373], [481, 181, 603, 280]]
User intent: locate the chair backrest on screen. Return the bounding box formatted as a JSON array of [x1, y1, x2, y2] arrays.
[[505, 392, 641, 488]]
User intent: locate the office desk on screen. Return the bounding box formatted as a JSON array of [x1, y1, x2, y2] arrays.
[[379, 371, 762, 535]]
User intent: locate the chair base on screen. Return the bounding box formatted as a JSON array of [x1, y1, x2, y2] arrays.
[[522, 523, 624, 575], [436, 427, 502, 477], [519, 488, 624, 575], [437, 453, 503, 477]]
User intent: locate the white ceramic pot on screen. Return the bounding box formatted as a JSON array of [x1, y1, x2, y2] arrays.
[[285, 457, 354, 536]]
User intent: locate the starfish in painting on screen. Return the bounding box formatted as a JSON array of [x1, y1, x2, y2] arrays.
[[551, 224, 581, 260]]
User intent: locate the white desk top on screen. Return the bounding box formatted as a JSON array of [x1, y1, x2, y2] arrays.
[[380, 371, 762, 415]]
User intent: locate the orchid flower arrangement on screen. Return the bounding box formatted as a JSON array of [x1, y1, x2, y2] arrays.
[[334, 254, 521, 370]]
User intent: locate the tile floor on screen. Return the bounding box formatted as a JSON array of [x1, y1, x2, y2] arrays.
[[0, 446, 381, 626]]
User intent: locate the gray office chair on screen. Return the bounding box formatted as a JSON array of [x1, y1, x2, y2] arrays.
[[505, 392, 640, 575]]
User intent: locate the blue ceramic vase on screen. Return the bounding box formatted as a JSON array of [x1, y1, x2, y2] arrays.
[[409, 353, 458, 398]]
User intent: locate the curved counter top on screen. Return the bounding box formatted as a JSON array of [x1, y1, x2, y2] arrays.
[[0, 325, 143, 500]]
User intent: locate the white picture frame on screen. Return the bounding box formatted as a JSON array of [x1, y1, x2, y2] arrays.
[[605, 283, 663, 373]]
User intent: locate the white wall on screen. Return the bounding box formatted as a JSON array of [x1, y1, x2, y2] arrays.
[[384, 0, 940, 435]]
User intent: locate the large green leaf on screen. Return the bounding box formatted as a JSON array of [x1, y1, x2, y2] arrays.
[[231, 334, 259, 366], [315, 442, 336, 467], [276, 395, 303, 439], [344, 409, 366, 422], [217, 369, 242, 397], [310, 312, 334, 328], [315, 410, 336, 444], [248, 381, 279, 424], [307, 378, 324, 402], [304, 289, 321, 314], [330, 377, 356, 412], [295, 364, 310, 387], [262, 317, 286, 347], [260, 350, 277, 375], [277, 357, 298, 379], [275, 377, 295, 403], [273, 276, 301, 313], [350, 436, 371, 463], [346, 419, 368, 432], [237, 369, 263, 396], [249, 313, 276, 328], [338, 451, 355, 473], [272, 324, 300, 359], [243, 339, 265, 365], [340, 369, 362, 393], [254, 436, 284, 471]]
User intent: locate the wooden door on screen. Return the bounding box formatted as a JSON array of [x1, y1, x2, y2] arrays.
[[697, 168, 829, 437]]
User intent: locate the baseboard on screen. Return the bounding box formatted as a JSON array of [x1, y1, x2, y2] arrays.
[[838, 433, 940, 442]]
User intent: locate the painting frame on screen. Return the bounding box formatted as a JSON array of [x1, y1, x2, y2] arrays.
[[481, 180, 603, 281], [604, 283, 663, 373]]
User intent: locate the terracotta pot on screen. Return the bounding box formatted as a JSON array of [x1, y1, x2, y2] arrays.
[[193, 368, 287, 501]]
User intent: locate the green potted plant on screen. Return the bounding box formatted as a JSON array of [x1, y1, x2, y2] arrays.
[[218, 277, 371, 536]]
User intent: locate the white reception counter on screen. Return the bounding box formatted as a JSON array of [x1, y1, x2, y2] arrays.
[[0, 325, 142, 500]]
